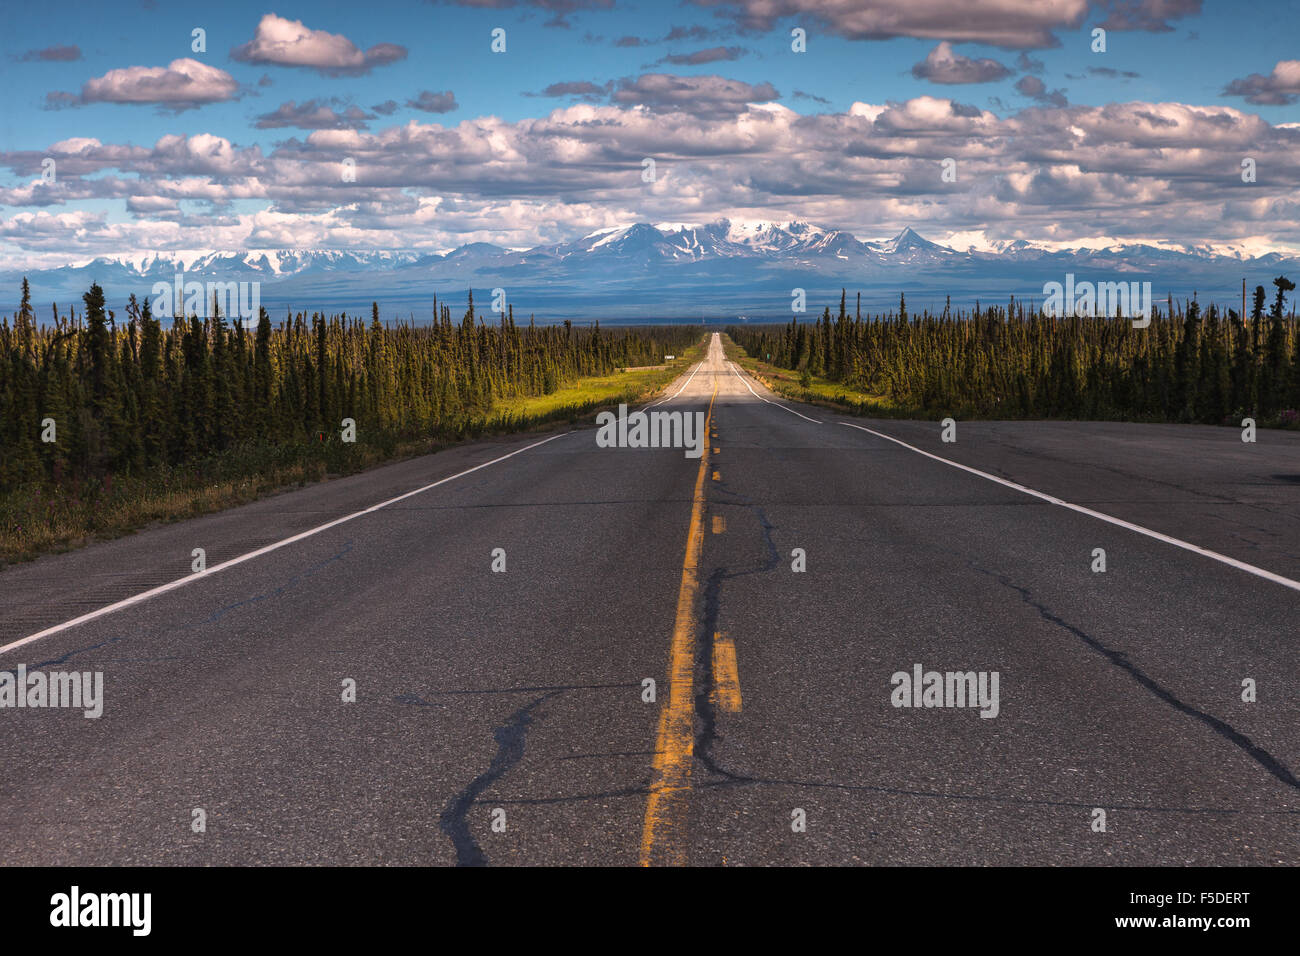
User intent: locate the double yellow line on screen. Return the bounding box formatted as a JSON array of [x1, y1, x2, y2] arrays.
[[640, 381, 723, 867]]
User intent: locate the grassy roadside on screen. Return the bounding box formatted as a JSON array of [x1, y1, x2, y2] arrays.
[[723, 334, 1300, 431], [0, 336, 707, 567], [495, 351, 701, 419], [720, 334, 919, 418]]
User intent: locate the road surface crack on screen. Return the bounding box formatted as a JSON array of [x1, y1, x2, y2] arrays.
[[438, 690, 561, 866], [971, 563, 1300, 792], [693, 483, 781, 783]]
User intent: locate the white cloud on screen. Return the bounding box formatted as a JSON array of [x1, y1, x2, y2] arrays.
[[912, 42, 1013, 84], [4, 95, 1300, 260], [1223, 59, 1300, 105], [231, 13, 407, 75], [71, 58, 238, 109], [692, 0, 1089, 49]]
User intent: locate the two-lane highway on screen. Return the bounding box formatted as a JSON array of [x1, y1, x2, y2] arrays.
[[2, 333, 1297, 865]]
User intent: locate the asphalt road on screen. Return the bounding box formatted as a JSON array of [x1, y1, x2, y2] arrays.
[[2, 332, 1297, 865]]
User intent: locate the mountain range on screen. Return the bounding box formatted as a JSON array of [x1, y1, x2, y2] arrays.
[[5, 221, 1297, 321]]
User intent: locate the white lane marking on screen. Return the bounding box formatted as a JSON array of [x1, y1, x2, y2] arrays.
[[838, 421, 1300, 594], [727, 362, 822, 424], [0, 431, 572, 657], [645, 358, 706, 408]]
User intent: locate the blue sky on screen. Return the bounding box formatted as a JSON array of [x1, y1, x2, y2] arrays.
[[2, 0, 1298, 266]]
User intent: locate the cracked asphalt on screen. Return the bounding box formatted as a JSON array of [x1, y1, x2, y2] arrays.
[[1, 333, 1298, 865]]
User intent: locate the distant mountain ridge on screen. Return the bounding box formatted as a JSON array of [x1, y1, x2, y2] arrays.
[[6, 221, 1298, 321]]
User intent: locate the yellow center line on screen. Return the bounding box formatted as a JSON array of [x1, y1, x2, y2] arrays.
[[640, 380, 717, 867], [711, 633, 742, 713]]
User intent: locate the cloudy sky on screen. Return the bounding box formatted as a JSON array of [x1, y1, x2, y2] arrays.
[[1, 0, 1298, 269]]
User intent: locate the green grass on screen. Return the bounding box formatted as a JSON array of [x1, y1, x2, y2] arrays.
[[0, 336, 708, 568], [720, 334, 916, 417], [497, 349, 705, 420]]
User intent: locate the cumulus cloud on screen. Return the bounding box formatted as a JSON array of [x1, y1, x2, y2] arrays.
[[0, 209, 103, 239], [691, 0, 1089, 49], [911, 42, 1012, 84], [46, 58, 238, 111], [231, 13, 407, 75], [5, 95, 1300, 261], [406, 90, 459, 113], [1223, 60, 1300, 105]]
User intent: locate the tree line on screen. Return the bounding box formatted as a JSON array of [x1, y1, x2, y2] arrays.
[[0, 280, 701, 491], [727, 279, 1300, 423]]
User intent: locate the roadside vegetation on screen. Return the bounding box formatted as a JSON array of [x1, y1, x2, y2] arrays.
[[722, 336, 904, 416], [0, 278, 703, 565], [727, 282, 1300, 426]]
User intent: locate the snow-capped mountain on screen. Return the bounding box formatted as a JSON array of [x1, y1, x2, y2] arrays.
[[65, 248, 432, 279], [542, 221, 951, 263], [5, 222, 1298, 321]]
